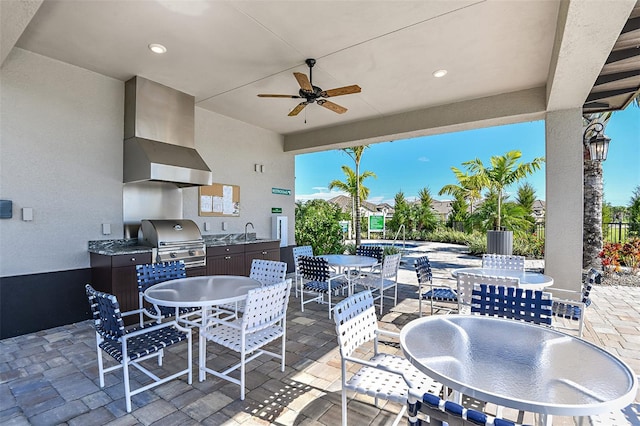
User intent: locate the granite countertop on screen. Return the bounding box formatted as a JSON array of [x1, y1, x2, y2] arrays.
[[88, 234, 280, 256]]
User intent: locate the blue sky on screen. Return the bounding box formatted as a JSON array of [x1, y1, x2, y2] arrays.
[[295, 106, 639, 207]]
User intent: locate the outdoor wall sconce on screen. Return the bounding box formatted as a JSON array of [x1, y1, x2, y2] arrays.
[[583, 122, 611, 161]]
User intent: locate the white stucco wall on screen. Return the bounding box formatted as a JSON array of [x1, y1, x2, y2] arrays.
[[545, 108, 583, 291], [0, 48, 294, 277]]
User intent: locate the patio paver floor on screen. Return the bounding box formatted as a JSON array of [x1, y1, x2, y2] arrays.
[[1, 242, 638, 425]]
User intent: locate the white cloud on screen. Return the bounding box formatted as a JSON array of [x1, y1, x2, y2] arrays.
[[295, 188, 346, 202], [418, 156, 430, 162]]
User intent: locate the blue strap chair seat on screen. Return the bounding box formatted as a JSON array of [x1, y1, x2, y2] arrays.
[[99, 323, 189, 362], [408, 390, 528, 426], [423, 287, 458, 302], [303, 279, 348, 293], [551, 302, 583, 321]]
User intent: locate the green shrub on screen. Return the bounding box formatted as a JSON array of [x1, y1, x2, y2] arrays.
[[464, 233, 487, 255], [513, 232, 544, 258]]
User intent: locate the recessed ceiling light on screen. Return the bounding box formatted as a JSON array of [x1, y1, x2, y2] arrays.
[[148, 43, 167, 54], [433, 69, 448, 78]]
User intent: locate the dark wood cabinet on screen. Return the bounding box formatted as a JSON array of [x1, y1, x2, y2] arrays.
[[244, 241, 281, 275], [206, 245, 245, 276], [90, 252, 152, 321], [90, 241, 281, 323]]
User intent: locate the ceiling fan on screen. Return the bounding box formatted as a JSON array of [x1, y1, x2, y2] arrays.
[[257, 58, 361, 116]]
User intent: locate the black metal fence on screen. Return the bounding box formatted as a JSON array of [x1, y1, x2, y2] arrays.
[[532, 222, 635, 243]]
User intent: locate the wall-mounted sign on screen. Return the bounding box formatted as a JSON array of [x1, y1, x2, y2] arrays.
[[369, 215, 385, 231], [271, 207, 282, 214], [272, 187, 291, 196]]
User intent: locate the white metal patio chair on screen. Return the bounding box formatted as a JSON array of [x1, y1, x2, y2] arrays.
[[221, 259, 288, 315], [414, 256, 457, 316], [292, 245, 314, 297], [200, 279, 291, 400], [481, 254, 525, 270], [549, 268, 600, 337], [333, 291, 443, 426], [86, 284, 192, 413], [456, 272, 520, 314], [298, 255, 349, 319], [357, 253, 402, 314]]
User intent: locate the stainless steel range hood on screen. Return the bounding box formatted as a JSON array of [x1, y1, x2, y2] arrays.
[[123, 76, 213, 188]]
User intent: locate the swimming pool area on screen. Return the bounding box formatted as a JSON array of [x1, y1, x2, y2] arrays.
[[361, 241, 420, 249]]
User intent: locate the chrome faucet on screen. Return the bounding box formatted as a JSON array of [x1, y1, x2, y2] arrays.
[[244, 222, 254, 241]]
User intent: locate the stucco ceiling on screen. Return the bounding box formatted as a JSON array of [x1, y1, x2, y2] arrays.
[[6, 0, 638, 145]]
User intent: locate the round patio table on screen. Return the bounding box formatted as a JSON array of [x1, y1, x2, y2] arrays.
[[319, 254, 379, 293], [145, 275, 262, 381], [400, 315, 637, 426], [451, 267, 553, 290]]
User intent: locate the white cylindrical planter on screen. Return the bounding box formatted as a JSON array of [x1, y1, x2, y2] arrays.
[[487, 230, 513, 255]]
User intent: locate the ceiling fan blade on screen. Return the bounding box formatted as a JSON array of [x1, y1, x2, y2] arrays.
[[293, 72, 313, 92], [321, 84, 362, 97], [257, 94, 301, 98], [317, 99, 347, 114], [288, 102, 308, 116]]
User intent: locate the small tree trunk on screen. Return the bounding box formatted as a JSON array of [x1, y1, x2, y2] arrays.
[[583, 154, 603, 269], [355, 162, 361, 246]]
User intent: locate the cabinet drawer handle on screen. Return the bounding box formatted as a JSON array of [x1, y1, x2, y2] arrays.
[[262, 251, 267, 255], [225, 248, 230, 252], [225, 256, 231, 260], [130, 257, 136, 262]]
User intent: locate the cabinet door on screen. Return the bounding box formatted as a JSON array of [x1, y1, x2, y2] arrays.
[[112, 266, 140, 314], [207, 253, 245, 276], [244, 242, 281, 275]]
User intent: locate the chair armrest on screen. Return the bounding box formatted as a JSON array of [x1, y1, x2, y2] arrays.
[[376, 328, 400, 339], [123, 319, 187, 339], [121, 308, 144, 317], [328, 273, 347, 282], [547, 287, 582, 301], [552, 296, 586, 308]]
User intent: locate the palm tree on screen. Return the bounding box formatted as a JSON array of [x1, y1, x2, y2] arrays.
[[582, 95, 639, 268], [328, 149, 376, 246], [438, 168, 483, 214], [463, 150, 544, 230]]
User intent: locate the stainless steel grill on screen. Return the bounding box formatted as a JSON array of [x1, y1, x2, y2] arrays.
[[139, 219, 206, 268]]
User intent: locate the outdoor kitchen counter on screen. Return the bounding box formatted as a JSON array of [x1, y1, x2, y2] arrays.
[[88, 237, 280, 255]]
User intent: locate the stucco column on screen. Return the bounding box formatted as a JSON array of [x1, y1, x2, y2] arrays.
[[545, 109, 583, 292]]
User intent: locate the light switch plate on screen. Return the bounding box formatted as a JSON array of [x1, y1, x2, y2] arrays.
[[102, 223, 111, 235], [22, 207, 33, 221]]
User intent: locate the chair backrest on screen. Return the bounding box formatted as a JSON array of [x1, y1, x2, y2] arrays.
[[86, 284, 125, 340], [293, 245, 314, 275], [481, 254, 525, 270], [333, 291, 378, 358], [136, 261, 186, 293], [249, 259, 287, 286], [298, 255, 331, 282], [381, 253, 401, 279], [356, 245, 383, 263], [471, 283, 552, 325], [242, 279, 292, 332], [414, 256, 432, 284], [409, 391, 521, 426], [457, 273, 519, 314], [582, 268, 601, 306]]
